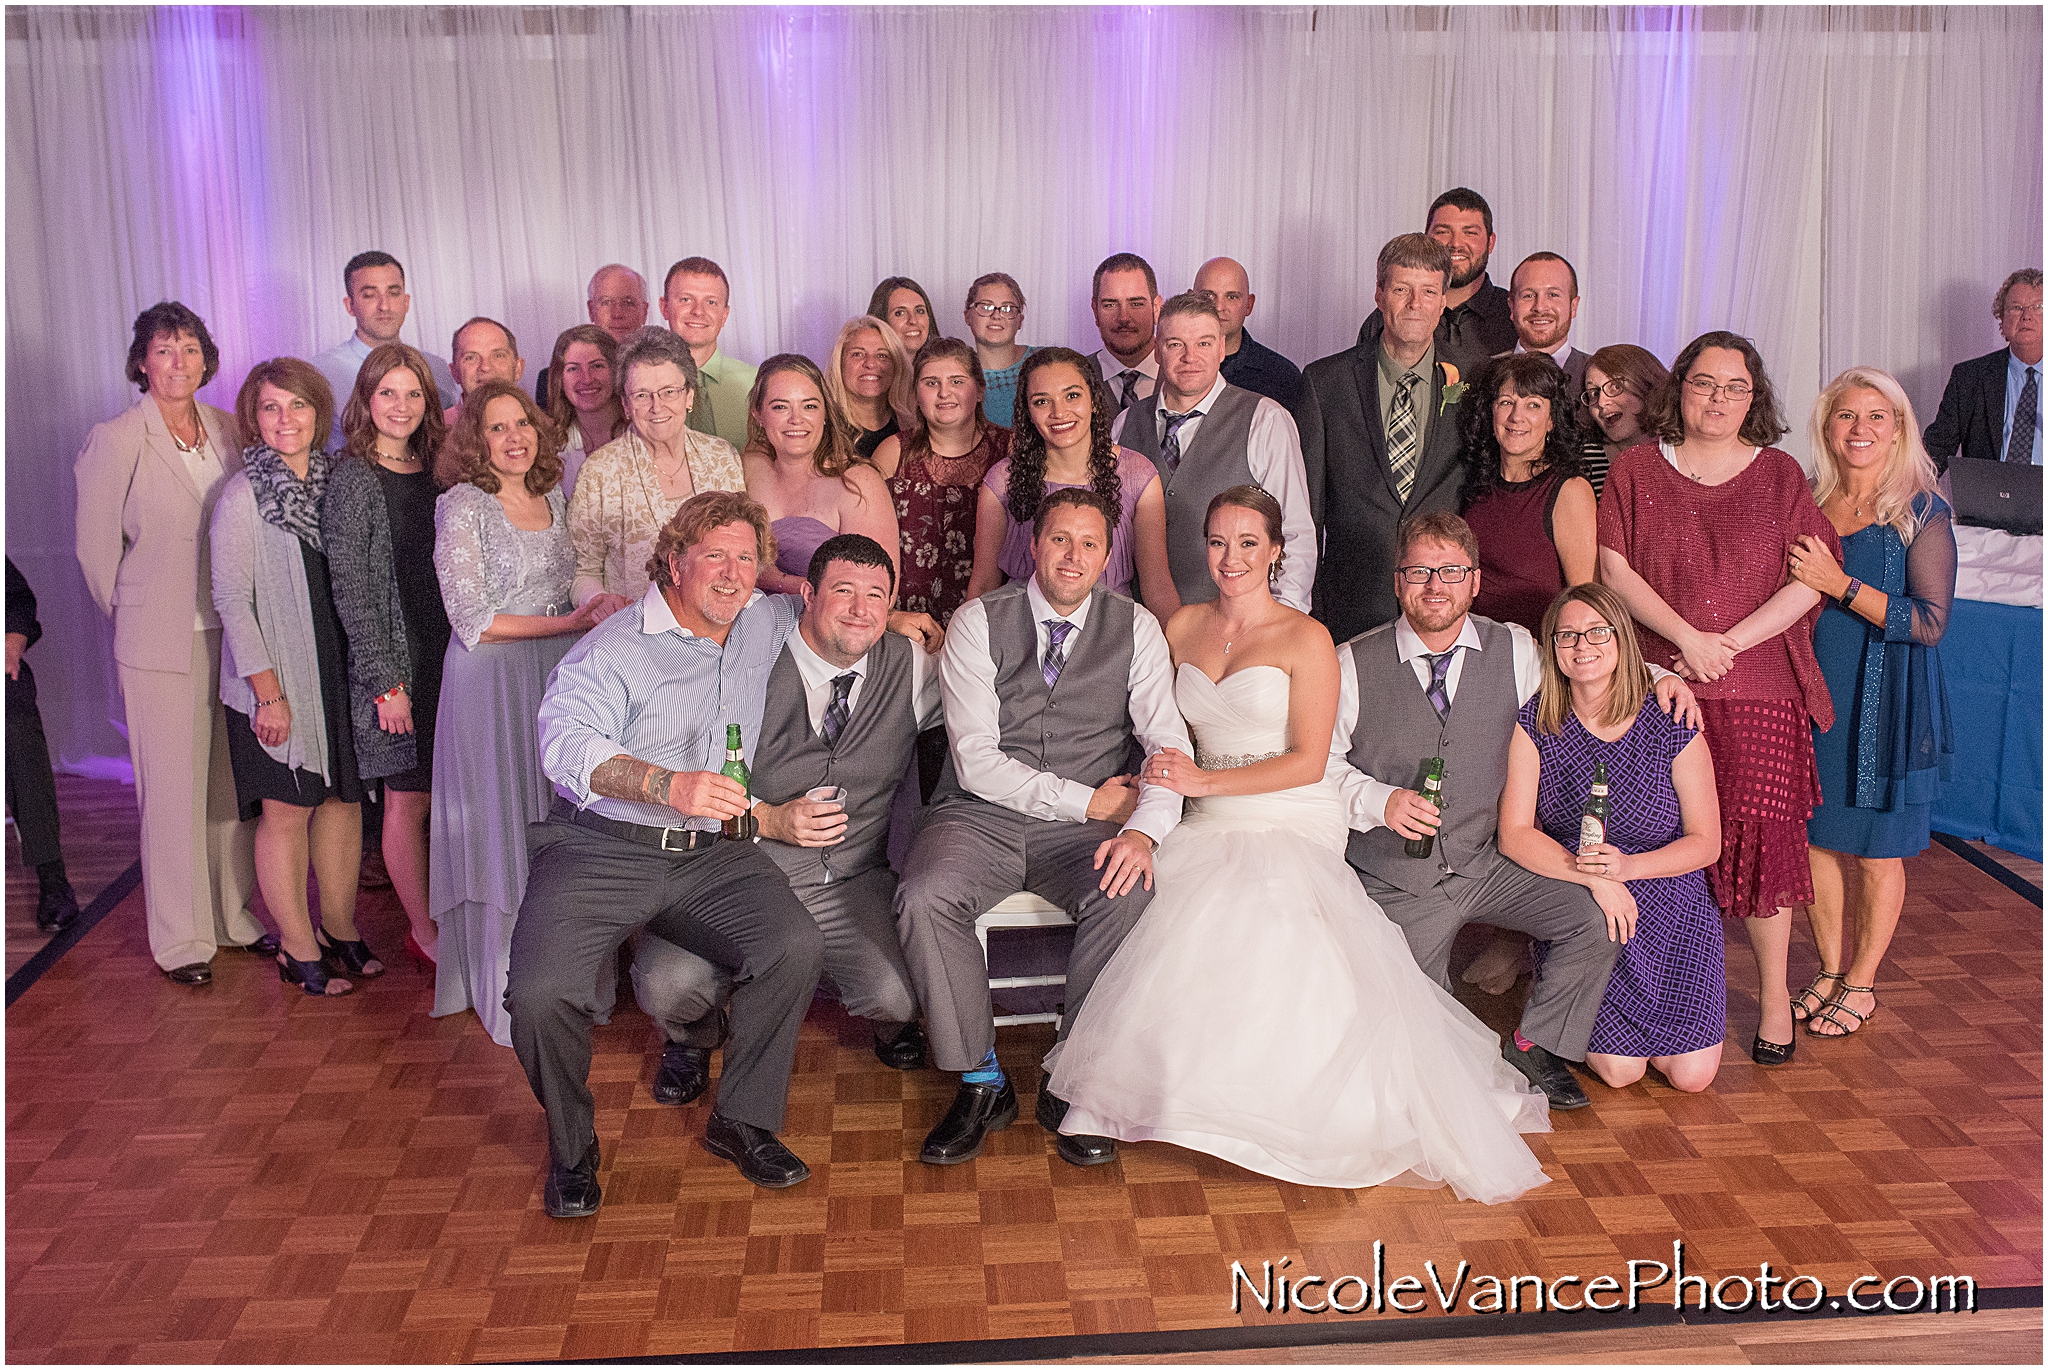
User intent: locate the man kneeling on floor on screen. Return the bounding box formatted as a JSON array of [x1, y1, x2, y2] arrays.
[[630, 531, 942, 1109]]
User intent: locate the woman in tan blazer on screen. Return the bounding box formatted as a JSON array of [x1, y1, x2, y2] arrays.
[[74, 302, 268, 984]]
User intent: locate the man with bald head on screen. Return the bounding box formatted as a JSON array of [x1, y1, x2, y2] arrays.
[[1194, 257, 1302, 409]]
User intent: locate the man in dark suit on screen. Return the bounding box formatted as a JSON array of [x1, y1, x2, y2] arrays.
[[1358, 188, 1516, 383], [1925, 268, 2044, 471], [1502, 252, 1590, 396], [1296, 234, 1469, 641]]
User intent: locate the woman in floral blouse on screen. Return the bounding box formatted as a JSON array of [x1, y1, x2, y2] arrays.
[[872, 337, 1009, 626]]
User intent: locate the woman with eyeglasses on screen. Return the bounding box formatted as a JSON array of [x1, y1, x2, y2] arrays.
[[1458, 353, 1597, 635], [963, 273, 1036, 426], [566, 327, 745, 608], [1576, 345, 1670, 497], [1499, 584, 1725, 1093], [1597, 331, 1840, 1068], [1785, 368, 1954, 1041]]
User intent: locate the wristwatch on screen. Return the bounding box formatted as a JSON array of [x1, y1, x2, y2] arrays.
[[1838, 577, 1862, 611]]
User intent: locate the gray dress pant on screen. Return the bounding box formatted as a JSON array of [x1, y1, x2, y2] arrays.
[[632, 861, 918, 1045], [1360, 847, 1618, 1061], [506, 815, 823, 1165], [895, 798, 1152, 1073]]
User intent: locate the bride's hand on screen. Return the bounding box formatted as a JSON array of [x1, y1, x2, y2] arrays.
[[1140, 747, 1207, 797]]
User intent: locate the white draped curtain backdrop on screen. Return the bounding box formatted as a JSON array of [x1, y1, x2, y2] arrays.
[[7, 5, 2041, 771]]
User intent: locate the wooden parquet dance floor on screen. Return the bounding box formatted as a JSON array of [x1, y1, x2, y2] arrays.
[[5, 777, 2042, 1363]]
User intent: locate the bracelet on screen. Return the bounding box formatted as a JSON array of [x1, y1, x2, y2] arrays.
[[254, 693, 284, 708], [1838, 577, 1862, 611], [375, 684, 407, 704]]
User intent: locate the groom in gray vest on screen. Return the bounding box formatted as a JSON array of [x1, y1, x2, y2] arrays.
[[627, 533, 940, 1101], [1113, 291, 1318, 612], [1332, 512, 1695, 1111], [897, 488, 1190, 1168]]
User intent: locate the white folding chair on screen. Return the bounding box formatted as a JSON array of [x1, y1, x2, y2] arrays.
[[975, 892, 1075, 1027]]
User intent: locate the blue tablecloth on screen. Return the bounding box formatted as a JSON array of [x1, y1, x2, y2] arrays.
[[1932, 597, 2042, 861]]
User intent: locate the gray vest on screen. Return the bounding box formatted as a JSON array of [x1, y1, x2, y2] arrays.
[[1344, 615, 1519, 894], [753, 631, 920, 883], [1121, 382, 1262, 605], [933, 581, 1138, 805]]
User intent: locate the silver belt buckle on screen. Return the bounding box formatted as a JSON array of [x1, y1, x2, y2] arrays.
[[659, 826, 693, 851]]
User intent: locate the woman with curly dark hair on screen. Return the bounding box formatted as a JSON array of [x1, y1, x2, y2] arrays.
[[741, 352, 901, 595], [1597, 331, 1840, 1068], [965, 346, 1172, 616], [429, 380, 621, 1044], [1458, 352, 1598, 634]]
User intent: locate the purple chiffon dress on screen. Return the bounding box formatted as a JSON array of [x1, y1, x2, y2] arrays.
[[1521, 695, 1726, 1058]]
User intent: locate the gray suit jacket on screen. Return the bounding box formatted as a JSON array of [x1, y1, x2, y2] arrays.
[[1294, 317, 1467, 641], [75, 397, 245, 673]]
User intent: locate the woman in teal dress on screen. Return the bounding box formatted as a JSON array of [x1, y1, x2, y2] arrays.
[[1786, 368, 1954, 1039]]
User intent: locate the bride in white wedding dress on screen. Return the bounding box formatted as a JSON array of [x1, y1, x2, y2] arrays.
[[1046, 487, 1551, 1204]]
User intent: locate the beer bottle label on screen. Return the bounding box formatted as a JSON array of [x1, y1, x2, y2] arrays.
[[1579, 814, 1605, 851]]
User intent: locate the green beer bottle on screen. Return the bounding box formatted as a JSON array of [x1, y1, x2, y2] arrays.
[[720, 724, 754, 840], [1405, 757, 1445, 860]]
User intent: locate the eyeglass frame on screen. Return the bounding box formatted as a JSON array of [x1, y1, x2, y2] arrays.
[[626, 384, 693, 411], [1394, 564, 1474, 584], [1681, 375, 1754, 400], [968, 301, 1022, 317], [1550, 625, 1617, 648], [1579, 378, 1632, 408], [2001, 303, 2045, 320]]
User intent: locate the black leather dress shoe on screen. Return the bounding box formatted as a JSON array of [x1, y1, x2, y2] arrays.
[[873, 1022, 927, 1071], [652, 1044, 710, 1105], [35, 881, 79, 934], [1036, 1081, 1118, 1166], [702, 1113, 811, 1188], [544, 1141, 602, 1218], [162, 962, 212, 986], [1502, 1037, 1591, 1110], [227, 932, 281, 956], [919, 1078, 1018, 1165]]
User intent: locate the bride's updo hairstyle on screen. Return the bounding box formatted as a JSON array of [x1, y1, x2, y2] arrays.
[[1204, 484, 1286, 585]]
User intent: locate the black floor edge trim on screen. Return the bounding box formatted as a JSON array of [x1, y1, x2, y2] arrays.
[[576, 1283, 2041, 1364], [5, 858, 141, 1007], [1932, 831, 2044, 906]]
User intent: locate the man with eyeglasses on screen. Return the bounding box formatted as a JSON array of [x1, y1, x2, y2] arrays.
[[661, 256, 756, 449], [1193, 256, 1303, 409], [1925, 268, 2043, 470], [1500, 253, 1589, 396], [1329, 511, 1699, 1112]]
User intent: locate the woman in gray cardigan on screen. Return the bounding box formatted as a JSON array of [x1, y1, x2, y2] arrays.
[[323, 343, 450, 968], [210, 358, 372, 997]]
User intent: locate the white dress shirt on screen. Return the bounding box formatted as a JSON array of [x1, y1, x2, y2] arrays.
[[940, 578, 1189, 847], [1093, 348, 1158, 408], [784, 618, 943, 736], [1513, 339, 1577, 371], [1328, 612, 1675, 833], [1110, 373, 1319, 612]]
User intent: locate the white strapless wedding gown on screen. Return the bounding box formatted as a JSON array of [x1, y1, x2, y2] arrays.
[[1047, 664, 1552, 1204]]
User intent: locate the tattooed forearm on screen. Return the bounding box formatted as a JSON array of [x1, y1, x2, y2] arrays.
[[588, 755, 674, 809]]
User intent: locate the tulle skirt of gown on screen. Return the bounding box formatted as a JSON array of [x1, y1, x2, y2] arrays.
[[1046, 665, 1550, 1204], [1049, 812, 1552, 1202]]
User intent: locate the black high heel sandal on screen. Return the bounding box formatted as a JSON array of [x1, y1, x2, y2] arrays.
[[315, 927, 385, 978], [277, 950, 354, 997]]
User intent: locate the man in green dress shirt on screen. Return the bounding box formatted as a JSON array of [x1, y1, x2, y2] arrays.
[[660, 256, 757, 449]]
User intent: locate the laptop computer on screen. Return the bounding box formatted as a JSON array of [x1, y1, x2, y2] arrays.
[[1949, 457, 2043, 536]]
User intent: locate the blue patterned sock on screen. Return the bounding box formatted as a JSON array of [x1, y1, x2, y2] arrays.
[[962, 1048, 1005, 1087]]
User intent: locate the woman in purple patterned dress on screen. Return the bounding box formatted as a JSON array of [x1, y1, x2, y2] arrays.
[[1500, 583, 1727, 1093]]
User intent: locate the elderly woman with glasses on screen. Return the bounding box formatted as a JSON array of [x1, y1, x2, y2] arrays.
[[1597, 331, 1839, 1069], [566, 326, 745, 608]]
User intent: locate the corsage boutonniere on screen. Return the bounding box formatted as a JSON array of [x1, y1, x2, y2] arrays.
[[1438, 361, 1466, 416]]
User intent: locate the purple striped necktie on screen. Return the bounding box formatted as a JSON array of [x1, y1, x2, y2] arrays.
[[1043, 620, 1076, 690], [1424, 649, 1459, 722]]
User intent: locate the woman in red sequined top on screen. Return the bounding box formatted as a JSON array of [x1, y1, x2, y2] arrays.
[[1597, 331, 1839, 1069]]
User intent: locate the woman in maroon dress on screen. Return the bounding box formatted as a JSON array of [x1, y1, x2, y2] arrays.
[[1460, 352, 1598, 633], [1598, 331, 1839, 1067], [874, 337, 1010, 627]]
